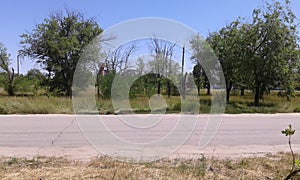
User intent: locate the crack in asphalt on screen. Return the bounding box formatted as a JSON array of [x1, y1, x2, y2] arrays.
[[51, 118, 75, 145]]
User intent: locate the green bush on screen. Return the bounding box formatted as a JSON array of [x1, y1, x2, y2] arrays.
[[293, 107, 300, 113]]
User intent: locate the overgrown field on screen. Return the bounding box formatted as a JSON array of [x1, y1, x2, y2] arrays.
[[0, 153, 299, 179], [0, 96, 73, 114], [1, 91, 300, 114]]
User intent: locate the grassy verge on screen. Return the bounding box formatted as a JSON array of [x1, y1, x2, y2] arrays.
[[0, 96, 73, 114], [0, 153, 299, 179], [1, 91, 300, 114], [225, 93, 300, 114]]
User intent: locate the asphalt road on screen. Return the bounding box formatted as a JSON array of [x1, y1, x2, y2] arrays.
[[0, 114, 300, 161]]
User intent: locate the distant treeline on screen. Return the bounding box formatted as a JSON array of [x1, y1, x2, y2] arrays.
[[0, 1, 299, 107]]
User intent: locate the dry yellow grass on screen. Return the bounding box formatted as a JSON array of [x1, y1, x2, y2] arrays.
[[1, 153, 300, 179]]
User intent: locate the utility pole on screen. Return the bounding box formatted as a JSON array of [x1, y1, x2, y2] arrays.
[[16, 54, 23, 77], [17, 55, 20, 77], [181, 46, 185, 99]]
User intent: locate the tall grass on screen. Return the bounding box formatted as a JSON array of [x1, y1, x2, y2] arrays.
[[0, 96, 73, 114], [1, 90, 300, 114], [226, 91, 300, 114]]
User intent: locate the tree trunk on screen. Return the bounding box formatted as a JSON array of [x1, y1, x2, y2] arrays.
[[259, 86, 264, 99], [286, 88, 292, 101], [204, 75, 211, 96], [207, 83, 211, 96], [182, 73, 187, 99], [197, 85, 200, 96], [157, 76, 161, 95], [96, 74, 100, 98], [68, 88, 72, 98], [167, 80, 171, 98], [7, 68, 15, 96], [67, 79, 72, 98], [240, 87, 245, 96], [254, 84, 260, 107], [226, 81, 233, 102]]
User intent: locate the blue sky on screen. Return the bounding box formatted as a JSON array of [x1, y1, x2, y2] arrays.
[[0, 0, 299, 74]]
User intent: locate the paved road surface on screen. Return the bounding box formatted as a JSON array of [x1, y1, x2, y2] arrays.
[[0, 114, 300, 161]]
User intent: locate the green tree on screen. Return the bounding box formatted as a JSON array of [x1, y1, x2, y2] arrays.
[[190, 34, 218, 96], [207, 21, 242, 101], [240, 0, 299, 106], [99, 73, 115, 99], [192, 63, 204, 96], [26, 69, 45, 81], [0, 42, 15, 96], [20, 9, 103, 97], [148, 38, 176, 96], [25, 69, 46, 95]]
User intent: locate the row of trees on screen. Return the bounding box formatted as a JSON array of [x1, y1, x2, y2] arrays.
[[0, 58, 45, 96], [192, 0, 299, 106], [0, 1, 299, 107], [96, 38, 183, 99]]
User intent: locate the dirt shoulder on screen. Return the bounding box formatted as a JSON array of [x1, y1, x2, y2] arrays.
[[1, 144, 300, 162]]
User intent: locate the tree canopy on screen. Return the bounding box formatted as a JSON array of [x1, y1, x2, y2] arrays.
[[200, 0, 300, 105], [0, 42, 15, 96], [20, 9, 103, 96]]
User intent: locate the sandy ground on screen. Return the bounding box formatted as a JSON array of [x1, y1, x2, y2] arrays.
[[1, 144, 300, 162]]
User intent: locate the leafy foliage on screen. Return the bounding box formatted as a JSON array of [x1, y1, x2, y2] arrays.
[[282, 124, 295, 137], [20, 9, 103, 96], [207, 21, 242, 101], [197, 0, 300, 106], [0, 42, 15, 96]]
